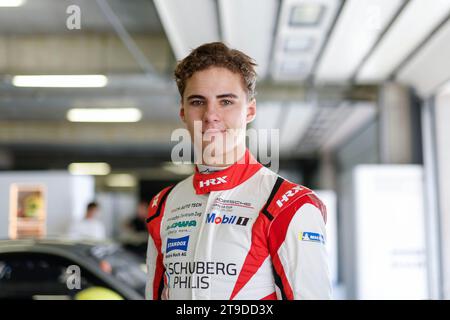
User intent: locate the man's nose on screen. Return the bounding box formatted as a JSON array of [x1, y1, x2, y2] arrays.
[[203, 102, 221, 123]]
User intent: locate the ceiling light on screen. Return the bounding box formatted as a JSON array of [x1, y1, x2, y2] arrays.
[[289, 3, 325, 27], [66, 108, 142, 123], [284, 36, 315, 52], [12, 75, 108, 88], [69, 163, 111, 176], [0, 0, 25, 7], [271, 0, 339, 81], [106, 174, 136, 188]]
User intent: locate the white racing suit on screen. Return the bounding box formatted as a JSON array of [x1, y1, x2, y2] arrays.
[[145, 149, 331, 300]]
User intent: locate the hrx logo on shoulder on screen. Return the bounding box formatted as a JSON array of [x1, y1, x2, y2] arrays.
[[276, 186, 303, 208]]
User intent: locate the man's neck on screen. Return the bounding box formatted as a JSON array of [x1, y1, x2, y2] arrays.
[[197, 145, 246, 168], [197, 163, 230, 174]]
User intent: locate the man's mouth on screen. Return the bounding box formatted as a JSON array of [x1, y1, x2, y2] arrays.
[[202, 129, 226, 135]]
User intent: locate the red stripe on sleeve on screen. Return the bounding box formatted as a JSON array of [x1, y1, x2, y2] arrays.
[[229, 214, 271, 300], [153, 251, 165, 300], [267, 194, 322, 300], [146, 186, 172, 300], [271, 253, 294, 300]]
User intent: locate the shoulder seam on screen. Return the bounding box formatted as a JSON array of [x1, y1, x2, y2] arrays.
[[261, 176, 284, 221]]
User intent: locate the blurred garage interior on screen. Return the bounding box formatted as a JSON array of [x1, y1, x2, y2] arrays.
[[1, 0, 450, 300]]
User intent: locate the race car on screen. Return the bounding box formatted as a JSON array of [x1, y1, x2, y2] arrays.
[[0, 239, 147, 300]]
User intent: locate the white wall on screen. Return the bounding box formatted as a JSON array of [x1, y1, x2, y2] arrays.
[[435, 89, 450, 299], [0, 171, 94, 239], [353, 165, 428, 299], [315, 190, 340, 299], [96, 191, 137, 239], [335, 120, 379, 299]]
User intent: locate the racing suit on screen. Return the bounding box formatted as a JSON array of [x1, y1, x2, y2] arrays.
[[145, 149, 331, 300]]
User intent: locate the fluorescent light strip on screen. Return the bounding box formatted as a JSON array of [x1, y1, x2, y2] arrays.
[[67, 108, 142, 123], [12, 75, 108, 88], [106, 174, 136, 188], [0, 0, 25, 7], [289, 3, 325, 27], [69, 163, 111, 176]]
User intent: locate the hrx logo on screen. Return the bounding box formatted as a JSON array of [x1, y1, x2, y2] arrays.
[[199, 176, 228, 188], [276, 186, 303, 208], [206, 213, 249, 226]]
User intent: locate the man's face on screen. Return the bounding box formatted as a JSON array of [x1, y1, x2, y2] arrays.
[[179, 67, 256, 164]]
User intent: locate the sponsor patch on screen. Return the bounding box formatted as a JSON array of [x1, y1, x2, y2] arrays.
[[299, 231, 325, 244], [166, 220, 197, 230], [206, 212, 249, 226], [166, 236, 190, 253]]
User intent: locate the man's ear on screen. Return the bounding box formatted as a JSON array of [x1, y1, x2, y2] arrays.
[[246, 99, 256, 124], [179, 103, 186, 123]]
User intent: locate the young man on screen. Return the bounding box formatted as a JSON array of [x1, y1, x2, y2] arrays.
[[146, 42, 331, 300]]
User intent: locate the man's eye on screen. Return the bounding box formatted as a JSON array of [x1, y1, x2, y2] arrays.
[[221, 100, 233, 106], [191, 100, 204, 106]]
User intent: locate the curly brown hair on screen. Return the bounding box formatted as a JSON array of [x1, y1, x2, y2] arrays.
[[174, 42, 258, 102]]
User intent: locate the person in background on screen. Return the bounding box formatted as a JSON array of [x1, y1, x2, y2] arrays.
[[68, 201, 106, 241]]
